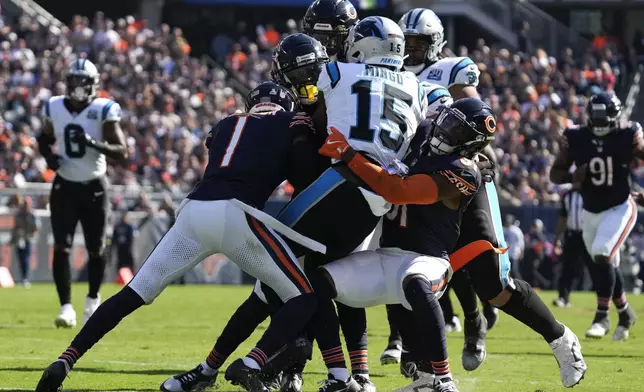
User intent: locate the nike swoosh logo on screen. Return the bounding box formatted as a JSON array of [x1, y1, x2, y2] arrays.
[[94, 192, 104, 197], [326, 140, 342, 145]]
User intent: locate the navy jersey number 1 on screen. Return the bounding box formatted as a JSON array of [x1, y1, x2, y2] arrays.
[[219, 116, 248, 168]]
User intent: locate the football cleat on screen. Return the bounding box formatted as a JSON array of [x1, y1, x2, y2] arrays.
[[82, 295, 101, 326], [585, 315, 610, 339], [549, 325, 587, 388], [225, 358, 269, 392], [160, 364, 218, 392], [35, 360, 68, 392], [380, 341, 402, 365], [613, 307, 637, 341], [279, 372, 302, 392], [55, 304, 77, 329], [317, 374, 360, 392], [552, 298, 571, 308], [444, 316, 462, 333], [353, 374, 376, 392], [433, 375, 459, 392], [393, 371, 435, 392], [462, 315, 487, 371]]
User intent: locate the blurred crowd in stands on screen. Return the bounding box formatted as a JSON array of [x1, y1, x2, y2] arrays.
[[0, 9, 640, 210]]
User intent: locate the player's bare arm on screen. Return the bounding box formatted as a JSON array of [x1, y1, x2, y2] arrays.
[[37, 119, 62, 171], [550, 134, 575, 184], [88, 120, 128, 161], [37, 119, 56, 156], [449, 85, 479, 100], [631, 122, 644, 160]]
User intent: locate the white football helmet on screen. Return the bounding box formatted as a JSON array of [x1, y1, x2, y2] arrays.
[[398, 8, 446, 74], [66, 58, 99, 103], [344, 16, 405, 71]]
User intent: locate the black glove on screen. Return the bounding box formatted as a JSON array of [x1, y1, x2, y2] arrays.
[[476, 159, 496, 183], [45, 154, 62, 171]]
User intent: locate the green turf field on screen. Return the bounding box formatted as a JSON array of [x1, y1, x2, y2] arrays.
[[0, 283, 642, 391]]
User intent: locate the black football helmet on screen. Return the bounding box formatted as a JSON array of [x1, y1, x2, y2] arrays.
[[272, 33, 329, 105], [586, 92, 621, 136], [428, 98, 497, 158], [303, 0, 358, 60], [245, 81, 300, 113], [66, 58, 99, 104]]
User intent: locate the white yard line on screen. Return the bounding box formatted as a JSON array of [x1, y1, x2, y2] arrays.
[[0, 355, 193, 368]]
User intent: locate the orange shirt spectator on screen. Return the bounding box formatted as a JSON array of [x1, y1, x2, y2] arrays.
[[264, 25, 280, 47]]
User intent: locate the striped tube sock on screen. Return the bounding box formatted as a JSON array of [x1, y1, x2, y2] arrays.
[[431, 359, 451, 376], [614, 294, 629, 312], [597, 297, 611, 314], [58, 346, 80, 370], [349, 350, 369, 375], [245, 347, 268, 369], [204, 347, 226, 370], [321, 346, 346, 370]]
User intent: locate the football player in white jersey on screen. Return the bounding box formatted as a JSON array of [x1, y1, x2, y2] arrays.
[[273, 16, 429, 392], [37, 58, 127, 328], [398, 8, 480, 100]]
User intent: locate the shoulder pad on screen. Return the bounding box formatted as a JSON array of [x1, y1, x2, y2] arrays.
[[289, 112, 315, 131], [431, 57, 479, 87], [318, 61, 342, 91], [438, 156, 481, 196]]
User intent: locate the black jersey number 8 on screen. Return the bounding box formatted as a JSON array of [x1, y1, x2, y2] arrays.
[[64, 124, 86, 158], [349, 80, 413, 152]]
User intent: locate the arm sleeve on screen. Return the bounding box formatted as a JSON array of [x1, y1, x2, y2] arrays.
[[449, 57, 480, 88], [102, 101, 122, 122], [287, 116, 322, 189], [346, 153, 439, 205], [423, 83, 452, 117]]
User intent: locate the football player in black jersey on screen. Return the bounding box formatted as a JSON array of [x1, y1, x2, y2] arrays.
[[36, 82, 324, 392], [302, 0, 358, 61], [315, 98, 495, 392], [551, 92, 641, 341], [162, 35, 335, 392]]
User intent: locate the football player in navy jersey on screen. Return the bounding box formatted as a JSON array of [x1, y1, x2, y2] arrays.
[[36, 82, 325, 392], [302, 0, 358, 61], [314, 98, 494, 392], [163, 35, 335, 392], [551, 92, 641, 341]]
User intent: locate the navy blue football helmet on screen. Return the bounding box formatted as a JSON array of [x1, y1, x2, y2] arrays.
[[272, 33, 329, 105], [586, 92, 621, 136], [428, 98, 496, 158], [303, 0, 358, 59], [245, 81, 300, 113]]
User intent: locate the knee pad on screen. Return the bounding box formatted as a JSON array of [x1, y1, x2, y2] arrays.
[[403, 276, 436, 307]]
